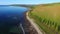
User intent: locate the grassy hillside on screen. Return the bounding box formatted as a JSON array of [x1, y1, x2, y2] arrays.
[[29, 3, 60, 34]]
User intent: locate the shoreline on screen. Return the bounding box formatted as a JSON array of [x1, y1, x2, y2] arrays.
[[20, 11, 38, 34], [26, 11, 43, 34]]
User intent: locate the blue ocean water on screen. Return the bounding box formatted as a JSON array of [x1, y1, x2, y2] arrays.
[[0, 6, 28, 33]]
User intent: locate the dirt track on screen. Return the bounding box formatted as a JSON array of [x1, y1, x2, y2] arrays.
[[21, 12, 38, 34]]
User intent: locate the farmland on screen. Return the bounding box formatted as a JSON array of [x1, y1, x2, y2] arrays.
[[29, 3, 60, 34]]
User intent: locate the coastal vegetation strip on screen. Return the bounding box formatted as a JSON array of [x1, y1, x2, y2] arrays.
[[28, 3, 60, 34]]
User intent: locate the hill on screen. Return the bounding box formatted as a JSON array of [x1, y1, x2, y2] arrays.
[[10, 4, 37, 8]]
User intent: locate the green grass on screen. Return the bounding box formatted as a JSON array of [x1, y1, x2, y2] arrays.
[[29, 13, 58, 34], [28, 3, 60, 34]]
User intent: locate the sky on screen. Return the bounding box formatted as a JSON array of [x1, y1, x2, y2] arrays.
[[0, 0, 60, 5]]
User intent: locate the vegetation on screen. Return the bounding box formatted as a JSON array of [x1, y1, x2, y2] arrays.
[[11, 4, 37, 8], [29, 3, 60, 34]]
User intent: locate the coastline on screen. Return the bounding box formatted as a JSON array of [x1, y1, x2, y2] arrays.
[[21, 11, 38, 34], [26, 11, 45, 34]]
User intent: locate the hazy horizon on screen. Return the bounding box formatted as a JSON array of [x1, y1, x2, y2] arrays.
[[0, 0, 60, 5]]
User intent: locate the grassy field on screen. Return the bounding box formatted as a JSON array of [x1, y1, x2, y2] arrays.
[[29, 3, 60, 34]]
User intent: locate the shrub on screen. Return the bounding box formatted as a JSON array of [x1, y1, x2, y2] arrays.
[[47, 20, 50, 25], [52, 21, 54, 25], [58, 25, 60, 31], [42, 19, 45, 23], [39, 17, 42, 22], [55, 23, 57, 28]]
